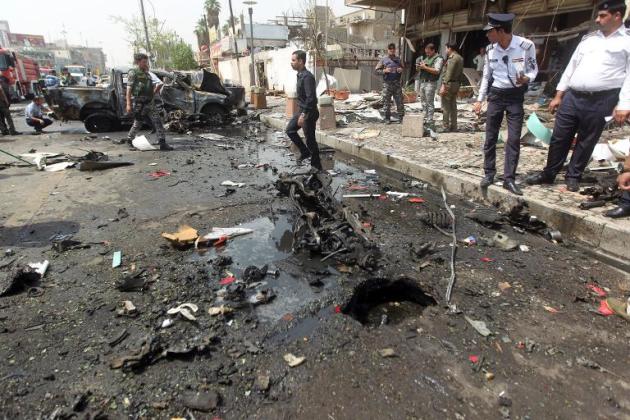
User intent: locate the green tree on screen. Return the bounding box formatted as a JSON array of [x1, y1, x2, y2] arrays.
[[222, 16, 239, 37], [194, 16, 210, 49], [172, 41, 198, 70], [111, 15, 198, 70]]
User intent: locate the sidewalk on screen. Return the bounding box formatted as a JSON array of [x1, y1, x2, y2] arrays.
[[261, 96, 630, 266]]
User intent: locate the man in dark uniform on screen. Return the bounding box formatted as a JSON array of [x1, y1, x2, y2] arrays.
[[527, 0, 630, 192], [474, 13, 538, 195], [375, 43, 404, 124], [125, 53, 172, 151], [285, 50, 321, 171], [0, 76, 20, 135]]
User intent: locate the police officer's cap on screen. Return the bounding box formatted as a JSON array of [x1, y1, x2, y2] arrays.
[[483, 13, 515, 31], [597, 0, 626, 11]]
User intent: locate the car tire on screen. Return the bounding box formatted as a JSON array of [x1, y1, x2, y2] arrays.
[[200, 104, 228, 125], [84, 113, 117, 133]]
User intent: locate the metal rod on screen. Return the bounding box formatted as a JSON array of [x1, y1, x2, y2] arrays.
[[0, 148, 35, 165], [441, 186, 457, 303]]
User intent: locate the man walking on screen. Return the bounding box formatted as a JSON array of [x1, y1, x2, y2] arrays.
[[375, 43, 404, 124], [25, 96, 53, 134], [473, 47, 486, 76], [125, 53, 172, 151], [527, 0, 630, 192], [285, 50, 322, 171], [415, 43, 443, 129], [440, 43, 464, 132], [474, 13, 538, 195], [0, 77, 20, 135]]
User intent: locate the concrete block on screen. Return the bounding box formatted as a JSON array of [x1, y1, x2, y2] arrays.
[[402, 114, 424, 138], [250, 92, 267, 109], [318, 104, 336, 130]]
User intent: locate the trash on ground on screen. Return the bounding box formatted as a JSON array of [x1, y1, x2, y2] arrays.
[[166, 303, 199, 321], [221, 180, 246, 187], [220, 276, 236, 286], [208, 305, 233, 316], [597, 300, 614, 317], [198, 133, 227, 140], [181, 391, 220, 412], [463, 236, 477, 246], [283, 353, 306, 367], [132, 135, 157, 151], [28, 260, 49, 277], [161, 318, 174, 328], [116, 272, 146, 292], [195, 227, 253, 247], [364, 169, 377, 175], [161, 225, 199, 248], [78, 160, 134, 171], [480, 257, 495, 263], [491, 233, 519, 251], [117, 300, 138, 317], [544, 305, 559, 313], [149, 170, 170, 179], [464, 316, 491, 337], [498, 282, 511, 291], [408, 197, 425, 203], [248, 288, 276, 305], [112, 251, 122, 268], [600, 298, 630, 321], [378, 348, 396, 358], [519, 245, 530, 252], [352, 128, 380, 140], [468, 355, 479, 363], [44, 162, 76, 172], [0, 265, 42, 297], [587, 284, 607, 297]]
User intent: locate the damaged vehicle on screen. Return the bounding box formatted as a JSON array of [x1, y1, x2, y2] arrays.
[[44, 68, 246, 132]]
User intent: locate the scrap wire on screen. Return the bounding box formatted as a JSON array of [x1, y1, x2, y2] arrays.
[[441, 186, 457, 303]]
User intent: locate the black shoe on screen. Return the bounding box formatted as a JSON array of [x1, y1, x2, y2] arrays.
[[480, 176, 494, 188], [159, 143, 174, 151], [297, 152, 311, 165], [565, 179, 580, 192], [526, 172, 554, 186], [1, 131, 9, 135], [9, 131, 21, 135], [604, 206, 630, 219], [503, 181, 523, 196]]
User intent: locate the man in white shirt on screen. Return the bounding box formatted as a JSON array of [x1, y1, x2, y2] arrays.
[[527, 0, 630, 192], [473, 47, 486, 75], [473, 13, 538, 195], [25, 96, 53, 134]]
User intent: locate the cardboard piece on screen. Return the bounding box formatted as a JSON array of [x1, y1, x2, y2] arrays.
[[161, 225, 199, 247]]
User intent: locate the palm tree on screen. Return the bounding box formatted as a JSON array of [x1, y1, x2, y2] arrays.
[[194, 17, 209, 49], [204, 0, 221, 29], [222, 16, 238, 36]]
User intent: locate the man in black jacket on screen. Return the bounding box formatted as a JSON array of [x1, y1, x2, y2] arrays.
[[286, 50, 321, 170]]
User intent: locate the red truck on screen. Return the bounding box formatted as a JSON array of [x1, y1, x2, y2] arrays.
[[0, 48, 41, 101]]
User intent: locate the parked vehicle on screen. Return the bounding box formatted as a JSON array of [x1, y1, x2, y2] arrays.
[[44, 67, 247, 132], [0, 48, 41, 100]]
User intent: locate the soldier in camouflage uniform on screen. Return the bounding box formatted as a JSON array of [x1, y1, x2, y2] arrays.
[[375, 43, 405, 124], [125, 53, 172, 150]]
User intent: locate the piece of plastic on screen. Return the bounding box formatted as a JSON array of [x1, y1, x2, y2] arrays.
[[28, 260, 50, 277], [132, 135, 157, 151], [598, 300, 614, 316], [221, 180, 246, 188], [480, 257, 494, 262], [149, 170, 170, 178], [161, 225, 199, 247], [167, 303, 198, 321], [587, 284, 607, 298], [408, 197, 425, 203], [220, 276, 236, 285], [112, 251, 122, 268], [526, 112, 552, 145], [468, 355, 479, 363]]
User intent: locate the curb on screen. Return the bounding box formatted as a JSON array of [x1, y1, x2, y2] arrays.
[[261, 114, 630, 268]]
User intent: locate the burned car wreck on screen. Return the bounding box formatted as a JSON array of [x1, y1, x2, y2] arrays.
[[44, 68, 246, 133]]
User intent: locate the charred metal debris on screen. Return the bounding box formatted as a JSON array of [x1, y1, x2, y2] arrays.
[[275, 171, 380, 271]]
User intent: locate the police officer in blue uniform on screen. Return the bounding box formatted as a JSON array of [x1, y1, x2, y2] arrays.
[[527, 0, 630, 195], [375, 43, 405, 124], [474, 13, 538, 196]]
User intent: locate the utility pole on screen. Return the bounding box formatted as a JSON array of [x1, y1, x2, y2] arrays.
[[228, 0, 243, 85], [244, 1, 257, 87], [139, 0, 153, 65]]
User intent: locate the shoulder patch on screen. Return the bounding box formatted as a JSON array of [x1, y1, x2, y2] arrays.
[[519, 40, 533, 50]]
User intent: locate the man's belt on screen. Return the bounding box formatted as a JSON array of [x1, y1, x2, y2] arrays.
[[570, 88, 620, 98]]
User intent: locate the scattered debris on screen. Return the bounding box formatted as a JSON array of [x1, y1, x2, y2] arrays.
[[490, 233, 519, 251], [116, 272, 146, 292], [544, 306, 559, 314], [0, 264, 42, 297], [195, 227, 253, 247], [117, 300, 138, 317], [283, 353, 306, 367], [112, 251, 122, 268], [462, 236, 477, 246], [78, 160, 134, 171], [208, 305, 234, 316], [587, 284, 607, 297], [149, 170, 171, 179], [167, 303, 199, 321], [378, 348, 396, 358], [254, 375, 271, 392], [248, 289, 276, 305], [28, 260, 49, 277], [132, 136, 157, 151], [182, 391, 220, 412], [464, 316, 491, 337], [221, 180, 246, 187], [161, 225, 199, 248]]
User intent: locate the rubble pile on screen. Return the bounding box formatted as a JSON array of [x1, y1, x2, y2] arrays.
[[275, 171, 380, 271]]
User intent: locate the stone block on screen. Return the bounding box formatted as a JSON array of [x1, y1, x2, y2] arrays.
[[318, 104, 336, 130], [402, 114, 424, 138]]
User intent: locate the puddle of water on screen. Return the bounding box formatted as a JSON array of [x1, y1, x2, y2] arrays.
[[189, 213, 340, 322]]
